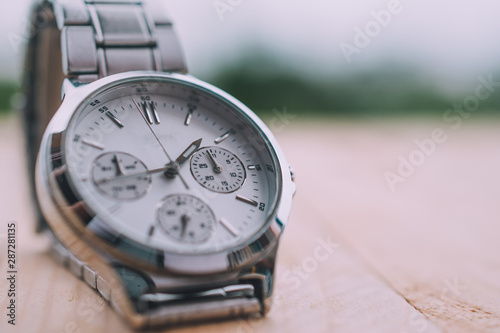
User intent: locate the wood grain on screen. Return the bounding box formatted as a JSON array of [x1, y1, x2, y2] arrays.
[[1, 115, 499, 332]]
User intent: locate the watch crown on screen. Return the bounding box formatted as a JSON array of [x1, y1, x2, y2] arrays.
[[289, 165, 296, 182]]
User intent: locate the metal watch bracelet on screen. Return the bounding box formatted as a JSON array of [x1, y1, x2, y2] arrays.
[[23, 0, 186, 232], [22, 0, 266, 328]]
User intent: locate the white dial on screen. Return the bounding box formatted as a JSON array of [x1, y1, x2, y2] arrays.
[[190, 147, 246, 193], [157, 194, 216, 243], [64, 78, 279, 254]]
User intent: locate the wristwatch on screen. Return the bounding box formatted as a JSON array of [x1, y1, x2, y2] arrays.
[[22, 0, 295, 329]]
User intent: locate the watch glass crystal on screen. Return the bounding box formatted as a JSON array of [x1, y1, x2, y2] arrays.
[[63, 76, 280, 254]]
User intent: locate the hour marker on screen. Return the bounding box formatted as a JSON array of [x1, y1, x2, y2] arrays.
[[141, 101, 154, 124], [220, 218, 239, 237], [247, 165, 256, 170], [142, 101, 160, 124], [184, 109, 193, 126], [82, 138, 104, 150], [236, 195, 258, 207], [106, 111, 124, 128], [150, 102, 160, 124], [215, 130, 233, 144], [148, 225, 156, 237]]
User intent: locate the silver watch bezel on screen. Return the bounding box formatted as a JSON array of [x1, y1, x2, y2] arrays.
[[36, 71, 294, 276]]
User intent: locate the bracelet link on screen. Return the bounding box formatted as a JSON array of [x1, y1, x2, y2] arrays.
[[54, 0, 186, 81], [62, 26, 98, 75], [52, 0, 90, 29], [89, 3, 153, 47]]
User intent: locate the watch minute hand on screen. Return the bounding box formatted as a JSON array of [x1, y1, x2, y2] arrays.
[[97, 135, 201, 185], [96, 165, 172, 185]]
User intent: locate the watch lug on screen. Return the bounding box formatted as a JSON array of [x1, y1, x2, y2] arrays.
[[61, 78, 79, 101], [61, 77, 96, 101]]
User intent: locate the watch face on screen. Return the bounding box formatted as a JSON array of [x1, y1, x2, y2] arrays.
[[62, 75, 280, 255]]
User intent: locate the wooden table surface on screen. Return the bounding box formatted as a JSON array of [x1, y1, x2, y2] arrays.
[[1, 115, 499, 333]]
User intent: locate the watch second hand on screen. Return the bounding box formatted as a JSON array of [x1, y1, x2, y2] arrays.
[[132, 98, 190, 189]]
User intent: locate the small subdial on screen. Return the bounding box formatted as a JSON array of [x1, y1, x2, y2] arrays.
[[92, 152, 151, 200], [157, 194, 216, 243], [190, 147, 246, 193]]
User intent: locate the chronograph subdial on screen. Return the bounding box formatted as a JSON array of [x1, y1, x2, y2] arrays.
[[92, 152, 151, 200], [157, 194, 216, 243], [190, 147, 246, 193]]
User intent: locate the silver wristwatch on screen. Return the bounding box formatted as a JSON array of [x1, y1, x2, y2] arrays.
[[23, 0, 295, 329]]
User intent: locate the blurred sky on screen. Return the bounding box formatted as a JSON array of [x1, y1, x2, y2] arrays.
[[2, 0, 500, 92]]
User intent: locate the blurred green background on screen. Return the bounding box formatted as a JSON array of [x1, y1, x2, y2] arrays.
[[2, 52, 500, 117], [3, 1, 500, 118], [204, 53, 500, 118], [0, 82, 19, 114]]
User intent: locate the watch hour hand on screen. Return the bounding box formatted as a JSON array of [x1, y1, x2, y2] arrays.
[[165, 138, 202, 178], [176, 138, 202, 166]]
